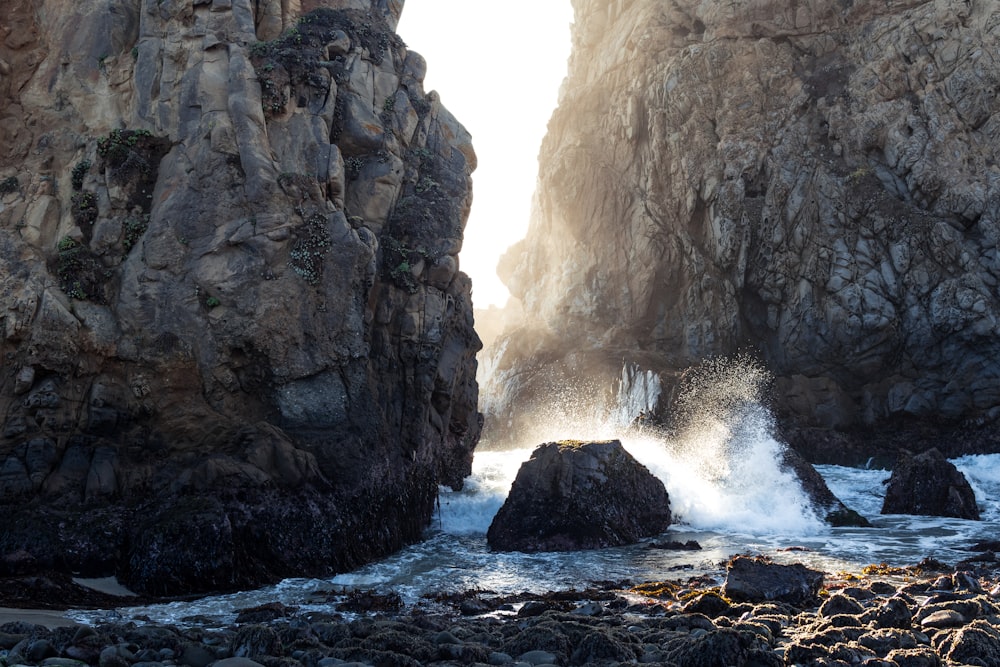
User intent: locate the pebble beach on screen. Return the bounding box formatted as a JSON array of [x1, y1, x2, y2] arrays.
[[4, 556, 1000, 667]]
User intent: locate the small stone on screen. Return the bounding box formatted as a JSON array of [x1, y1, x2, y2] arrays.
[[820, 593, 864, 617], [870, 581, 898, 596], [868, 596, 913, 629], [433, 631, 461, 645], [518, 650, 558, 666], [212, 659, 267, 667], [41, 659, 89, 667], [953, 571, 982, 593], [682, 592, 730, 617], [931, 575, 953, 590], [921, 609, 966, 629], [179, 644, 216, 667], [459, 599, 491, 616], [70, 626, 96, 642], [28, 640, 57, 663], [488, 651, 514, 665], [517, 601, 555, 617], [570, 601, 604, 616], [723, 556, 824, 604], [99, 646, 131, 667]]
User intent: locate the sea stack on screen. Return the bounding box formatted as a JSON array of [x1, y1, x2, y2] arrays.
[[0, 0, 480, 594], [485, 0, 1000, 457]]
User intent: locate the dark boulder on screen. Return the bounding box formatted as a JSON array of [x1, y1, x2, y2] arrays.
[[722, 556, 824, 605], [938, 619, 1000, 666], [662, 628, 749, 667], [0, 0, 481, 597], [781, 448, 871, 527], [881, 449, 980, 520], [487, 440, 671, 552]]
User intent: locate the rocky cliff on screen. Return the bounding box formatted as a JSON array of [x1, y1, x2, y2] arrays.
[[490, 0, 1000, 457], [0, 0, 481, 595]]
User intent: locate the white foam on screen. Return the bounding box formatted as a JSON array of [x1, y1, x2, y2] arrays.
[[622, 408, 824, 536], [817, 464, 890, 518], [438, 448, 533, 535], [453, 356, 827, 539], [952, 454, 1000, 522]]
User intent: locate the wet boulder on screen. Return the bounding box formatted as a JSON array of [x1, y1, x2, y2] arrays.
[[881, 449, 980, 520], [487, 440, 671, 552], [781, 448, 871, 527], [938, 619, 1000, 666], [722, 556, 824, 605]]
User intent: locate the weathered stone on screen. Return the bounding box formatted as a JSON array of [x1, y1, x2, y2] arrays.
[[881, 448, 980, 519], [937, 619, 1000, 666], [486, 440, 671, 552], [885, 647, 941, 667], [819, 593, 864, 618], [920, 609, 965, 629], [485, 0, 1000, 454], [865, 596, 914, 630], [570, 630, 637, 665], [662, 628, 748, 667], [230, 625, 280, 660], [723, 556, 823, 605], [0, 0, 480, 595]]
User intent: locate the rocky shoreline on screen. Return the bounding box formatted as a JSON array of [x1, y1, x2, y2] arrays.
[[4, 556, 1000, 666]]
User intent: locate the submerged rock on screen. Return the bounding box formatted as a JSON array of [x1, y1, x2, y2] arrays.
[[881, 449, 980, 520], [486, 440, 671, 552]]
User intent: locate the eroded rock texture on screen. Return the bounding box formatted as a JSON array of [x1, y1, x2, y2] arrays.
[[0, 0, 480, 594], [881, 448, 980, 519], [489, 0, 1000, 454], [486, 440, 672, 552]]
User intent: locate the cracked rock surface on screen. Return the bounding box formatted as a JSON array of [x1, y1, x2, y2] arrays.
[[0, 0, 480, 595], [489, 0, 1000, 456]]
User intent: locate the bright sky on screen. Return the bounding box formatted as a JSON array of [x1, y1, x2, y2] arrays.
[[397, 2, 574, 307]]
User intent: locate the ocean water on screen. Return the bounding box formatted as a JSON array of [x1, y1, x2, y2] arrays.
[[66, 359, 1000, 625], [67, 418, 1000, 627]]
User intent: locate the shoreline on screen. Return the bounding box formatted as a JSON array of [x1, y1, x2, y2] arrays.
[[2, 557, 1000, 666]]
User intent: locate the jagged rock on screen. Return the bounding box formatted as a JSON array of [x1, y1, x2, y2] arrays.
[[938, 619, 1000, 666], [0, 0, 480, 595], [662, 628, 748, 667], [722, 556, 824, 605], [881, 449, 980, 520], [486, 0, 1000, 453], [486, 440, 671, 552], [781, 447, 871, 527]]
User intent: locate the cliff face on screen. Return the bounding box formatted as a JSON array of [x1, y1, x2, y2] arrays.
[[491, 0, 1000, 452], [0, 0, 480, 594]]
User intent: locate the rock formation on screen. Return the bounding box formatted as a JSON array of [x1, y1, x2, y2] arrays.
[[780, 447, 871, 527], [488, 0, 1000, 455], [881, 448, 980, 519], [0, 0, 480, 594], [723, 556, 824, 605], [486, 439, 672, 552]]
